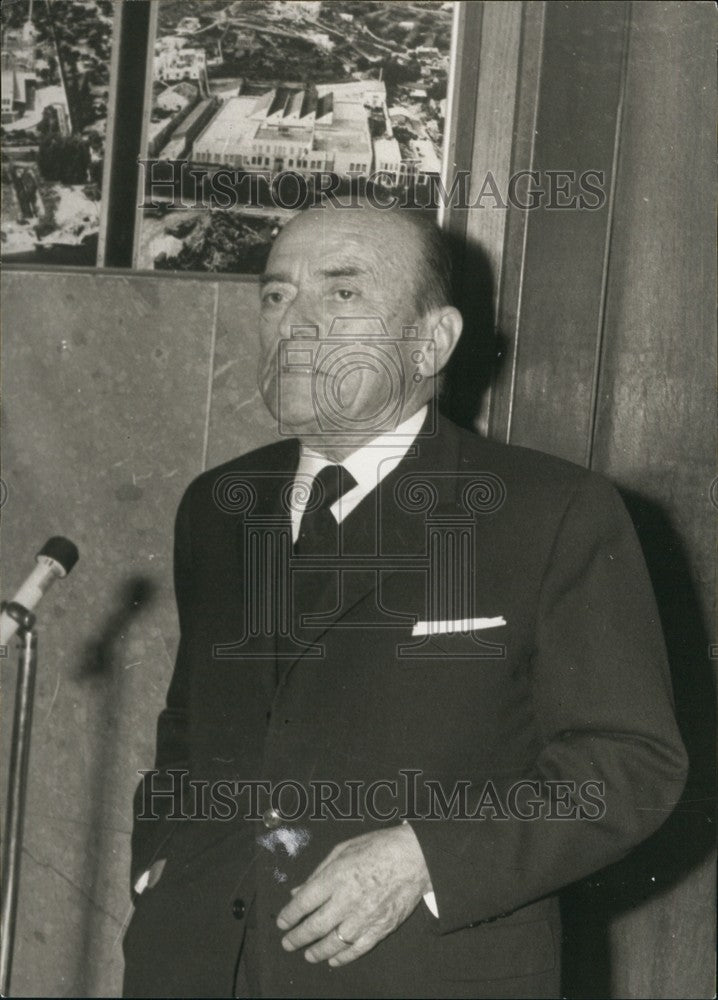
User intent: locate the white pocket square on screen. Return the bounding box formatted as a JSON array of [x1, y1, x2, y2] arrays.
[[412, 616, 507, 636]]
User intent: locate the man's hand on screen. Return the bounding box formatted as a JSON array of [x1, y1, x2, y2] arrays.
[[276, 824, 432, 967]]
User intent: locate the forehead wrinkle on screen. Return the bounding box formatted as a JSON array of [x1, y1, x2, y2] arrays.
[[260, 270, 295, 285], [318, 236, 387, 291], [313, 264, 367, 279], [271, 211, 419, 310]]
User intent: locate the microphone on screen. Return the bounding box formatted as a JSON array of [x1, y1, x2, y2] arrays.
[[0, 537, 79, 645]]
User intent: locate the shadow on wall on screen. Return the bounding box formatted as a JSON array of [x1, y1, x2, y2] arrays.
[[73, 575, 157, 996], [439, 231, 507, 433], [560, 495, 715, 999]]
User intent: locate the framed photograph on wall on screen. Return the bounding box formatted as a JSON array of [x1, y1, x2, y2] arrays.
[[1, 0, 119, 266], [134, 0, 457, 274]]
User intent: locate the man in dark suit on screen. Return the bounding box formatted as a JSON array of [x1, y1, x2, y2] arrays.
[[123, 201, 687, 999]]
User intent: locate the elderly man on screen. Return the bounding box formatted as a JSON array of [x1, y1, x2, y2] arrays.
[[123, 201, 687, 999]]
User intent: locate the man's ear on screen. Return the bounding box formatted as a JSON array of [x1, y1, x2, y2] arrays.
[[422, 306, 463, 377]]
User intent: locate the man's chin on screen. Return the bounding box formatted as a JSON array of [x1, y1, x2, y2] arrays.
[[279, 414, 322, 437]]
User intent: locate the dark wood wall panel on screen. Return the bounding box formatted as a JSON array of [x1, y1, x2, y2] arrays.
[[459, 0, 523, 435], [485, 0, 546, 443], [477, 3, 714, 996], [588, 3, 716, 997], [497, 1, 629, 461]]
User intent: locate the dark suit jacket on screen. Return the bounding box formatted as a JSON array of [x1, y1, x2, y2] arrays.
[[123, 414, 687, 999]]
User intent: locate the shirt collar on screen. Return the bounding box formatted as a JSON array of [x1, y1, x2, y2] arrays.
[[296, 405, 428, 501]]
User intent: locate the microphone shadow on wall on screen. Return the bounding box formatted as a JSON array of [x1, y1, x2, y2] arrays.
[[74, 575, 157, 997], [439, 231, 508, 432], [560, 495, 715, 998]]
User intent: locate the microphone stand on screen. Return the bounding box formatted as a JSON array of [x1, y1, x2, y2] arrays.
[[0, 602, 38, 997]]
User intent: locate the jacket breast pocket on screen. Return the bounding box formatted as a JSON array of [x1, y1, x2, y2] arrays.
[[395, 626, 510, 669]]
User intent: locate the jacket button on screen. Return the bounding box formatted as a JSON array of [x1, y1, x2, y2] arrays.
[[232, 898, 246, 919], [262, 807, 282, 829]]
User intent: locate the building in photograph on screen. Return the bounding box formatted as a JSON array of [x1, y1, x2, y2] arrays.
[[1, 51, 37, 123], [157, 95, 219, 160], [1, 47, 70, 135], [269, 0, 321, 19], [1, 2, 38, 125], [176, 16, 202, 36], [373, 135, 403, 180], [315, 79, 387, 110], [403, 136, 442, 177], [156, 81, 198, 114], [191, 81, 378, 177], [189, 76, 442, 183], [155, 34, 187, 53], [155, 46, 208, 92]]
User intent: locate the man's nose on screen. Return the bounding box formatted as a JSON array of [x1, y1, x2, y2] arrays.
[[279, 294, 319, 339]]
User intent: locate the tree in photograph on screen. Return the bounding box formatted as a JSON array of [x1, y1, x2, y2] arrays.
[[37, 134, 90, 184]]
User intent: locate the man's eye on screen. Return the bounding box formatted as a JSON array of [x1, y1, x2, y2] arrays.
[[334, 289, 356, 301], [262, 291, 284, 306]]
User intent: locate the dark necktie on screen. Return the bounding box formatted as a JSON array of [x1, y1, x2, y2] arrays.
[[295, 464, 357, 556]]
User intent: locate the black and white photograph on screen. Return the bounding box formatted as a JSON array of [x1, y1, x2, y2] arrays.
[[136, 0, 453, 272], [1, 2, 715, 999], [1, 0, 116, 266]]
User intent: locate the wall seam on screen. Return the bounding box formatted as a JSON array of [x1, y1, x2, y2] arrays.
[[505, 0, 546, 445], [584, 2, 633, 470], [201, 283, 220, 472]]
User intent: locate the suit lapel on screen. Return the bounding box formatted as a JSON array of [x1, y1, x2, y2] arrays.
[[277, 416, 467, 681], [230, 439, 300, 662]]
